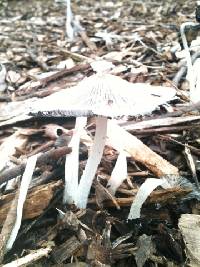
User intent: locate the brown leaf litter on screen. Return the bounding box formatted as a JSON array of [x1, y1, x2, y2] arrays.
[[0, 0, 200, 266]]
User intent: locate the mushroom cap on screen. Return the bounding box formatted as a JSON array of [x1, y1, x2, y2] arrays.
[[30, 73, 176, 118]]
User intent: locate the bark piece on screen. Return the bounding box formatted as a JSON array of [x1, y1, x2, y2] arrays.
[[179, 214, 200, 267], [79, 31, 97, 52], [122, 115, 200, 131], [135, 235, 154, 267], [0, 180, 62, 226], [0, 130, 28, 172], [16, 63, 90, 97], [88, 187, 191, 207], [0, 190, 19, 263], [51, 235, 81, 264]]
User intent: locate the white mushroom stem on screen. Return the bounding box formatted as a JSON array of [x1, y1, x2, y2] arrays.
[[66, 0, 74, 40], [75, 117, 107, 208], [63, 117, 87, 204], [6, 154, 38, 250], [107, 150, 128, 196], [128, 178, 171, 220], [180, 22, 197, 102]]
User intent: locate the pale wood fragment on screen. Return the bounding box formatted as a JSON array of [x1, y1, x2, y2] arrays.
[[3, 247, 52, 267], [0, 130, 28, 172], [107, 121, 179, 177], [179, 214, 200, 267], [121, 115, 200, 131]]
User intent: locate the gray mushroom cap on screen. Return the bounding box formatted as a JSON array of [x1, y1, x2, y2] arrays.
[[30, 73, 176, 118]]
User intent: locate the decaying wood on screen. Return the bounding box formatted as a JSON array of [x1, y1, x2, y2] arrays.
[[0, 130, 28, 172], [135, 235, 154, 267], [107, 121, 179, 177], [16, 62, 91, 97], [184, 146, 200, 188], [38, 210, 81, 246], [51, 235, 82, 264], [3, 247, 52, 267], [0, 63, 91, 128], [0, 180, 62, 226], [122, 115, 200, 131], [51, 263, 88, 267], [79, 31, 97, 52], [0, 147, 72, 186], [27, 49, 50, 72], [179, 214, 200, 267], [95, 180, 120, 210], [149, 255, 180, 267], [86, 237, 112, 265], [128, 124, 200, 135], [89, 187, 191, 208], [24, 180, 62, 220], [0, 189, 19, 263]]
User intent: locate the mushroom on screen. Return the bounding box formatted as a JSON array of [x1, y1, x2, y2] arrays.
[[31, 72, 176, 208]]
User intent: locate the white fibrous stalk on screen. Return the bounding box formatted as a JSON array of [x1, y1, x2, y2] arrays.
[[6, 154, 38, 250], [0, 63, 7, 92], [66, 0, 74, 40], [107, 150, 127, 195], [180, 22, 198, 102], [63, 117, 87, 204], [75, 117, 107, 208], [128, 178, 171, 220], [191, 58, 200, 102]]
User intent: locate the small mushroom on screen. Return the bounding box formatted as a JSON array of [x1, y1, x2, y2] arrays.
[[30, 72, 176, 208]]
